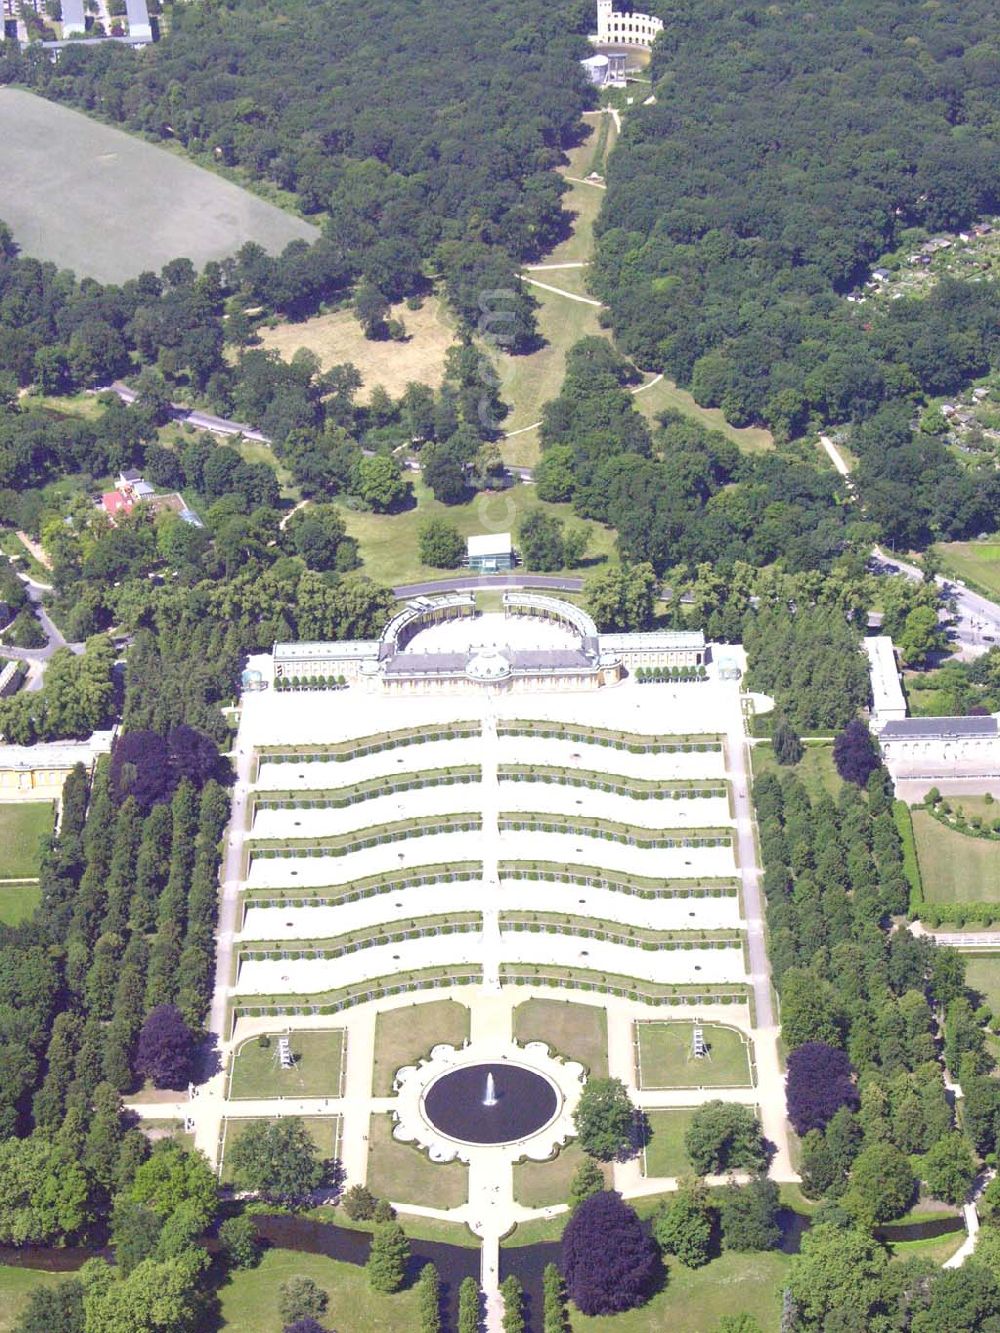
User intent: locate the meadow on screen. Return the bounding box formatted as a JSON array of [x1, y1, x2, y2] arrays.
[[0, 89, 317, 282]]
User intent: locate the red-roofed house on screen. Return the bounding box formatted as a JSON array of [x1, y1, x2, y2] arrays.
[[101, 491, 134, 520]]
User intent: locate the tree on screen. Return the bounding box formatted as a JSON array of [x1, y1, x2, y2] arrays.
[[458, 1276, 480, 1333], [283, 1321, 330, 1333], [367, 1220, 410, 1293], [341, 1183, 378, 1221], [718, 1176, 781, 1252], [422, 444, 469, 504], [111, 1200, 163, 1275], [786, 1043, 859, 1135], [353, 454, 410, 513], [844, 1141, 914, 1226], [833, 721, 880, 787], [11, 1278, 85, 1333], [910, 1265, 1000, 1333], [684, 1102, 767, 1175], [354, 281, 390, 338], [569, 1156, 605, 1211], [501, 1274, 525, 1333], [218, 1213, 261, 1269], [135, 1004, 195, 1089], [772, 717, 803, 766], [278, 1276, 328, 1323], [79, 1251, 204, 1333], [653, 1179, 713, 1267], [226, 1117, 323, 1203], [562, 1191, 658, 1315], [785, 1223, 889, 1330], [921, 1132, 977, 1206], [573, 1077, 636, 1161], [127, 1140, 217, 1227], [542, 1263, 566, 1333], [518, 509, 566, 572], [0, 1135, 90, 1245], [584, 563, 658, 632], [418, 517, 465, 569], [285, 504, 354, 572], [416, 1263, 441, 1333], [897, 606, 944, 667]]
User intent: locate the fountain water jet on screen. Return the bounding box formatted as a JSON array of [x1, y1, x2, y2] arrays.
[[483, 1072, 498, 1107]]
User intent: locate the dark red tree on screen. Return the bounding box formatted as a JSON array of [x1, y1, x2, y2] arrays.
[[561, 1191, 658, 1316], [786, 1041, 859, 1135], [110, 729, 173, 809], [833, 720, 880, 787], [135, 1004, 196, 1089], [168, 724, 223, 787], [284, 1322, 329, 1333]]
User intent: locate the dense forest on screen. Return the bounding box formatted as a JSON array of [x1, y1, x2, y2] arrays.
[[591, 0, 1000, 543]]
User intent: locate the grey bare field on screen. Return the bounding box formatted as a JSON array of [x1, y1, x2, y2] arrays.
[[0, 88, 319, 281]]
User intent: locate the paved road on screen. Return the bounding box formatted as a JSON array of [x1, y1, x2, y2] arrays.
[[2, 577, 83, 672], [104, 382, 537, 480], [392, 574, 584, 599], [106, 381, 270, 442], [820, 434, 1000, 656]]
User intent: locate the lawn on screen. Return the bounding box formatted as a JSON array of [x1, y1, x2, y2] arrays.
[[636, 1022, 752, 1089], [0, 89, 317, 282], [911, 808, 1000, 902], [752, 741, 842, 801], [218, 1248, 420, 1333], [642, 1108, 698, 1178], [512, 1139, 611, 1208], [0, 882, 41, 926], [228, 1028, 346, 1099], [0, 1266, 67, 1333], [543, 178, 606, 266], [338, 477, 617, 589], [372, 999, 471, 1095], [258, 295, 457, 402], [631, 374, 774, 454], [963, 954, 1000, 1015], [512, 998, 609, 1076], [365, 1113, 468, 1209], [492, 284, 605, 454], [570, 1249, 790, 1333], [220, 1115, 341, 1184], [939, 538, 1000, 600], [0, 802, 54, 880]]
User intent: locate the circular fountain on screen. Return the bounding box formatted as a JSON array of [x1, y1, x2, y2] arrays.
[[421, 1062, 560, 1146]]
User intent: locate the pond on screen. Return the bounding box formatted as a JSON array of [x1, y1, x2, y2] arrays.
[[423, 1062, 560, 1145]]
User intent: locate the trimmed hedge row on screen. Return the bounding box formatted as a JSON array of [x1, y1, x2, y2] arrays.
[[248, 814, 481, 862], [258, 721, 480, 764], [252, 767, 480, 813], [894, 801, 924, 917], [501, 917, 742, 951], [497, 766, 726, 801], [275, 675, 348, 690], [239, 917, 481, 962], [497, 720, 723, 753], [498, 813, 731, 849], [241, 863, 481, 914], [499, 965, 749, 1006], [635, 666, 708, 682], [230, 967, 484, 1033], [919, 904, 1000, 928], [500, 862, 739, 898]]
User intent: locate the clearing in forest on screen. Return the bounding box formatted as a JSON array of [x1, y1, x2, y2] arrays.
[[258, 296, 458, 402], [0, 89, 318, 283]]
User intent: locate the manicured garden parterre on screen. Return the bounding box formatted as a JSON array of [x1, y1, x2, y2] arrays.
[[636, 1022, 752, 1089]]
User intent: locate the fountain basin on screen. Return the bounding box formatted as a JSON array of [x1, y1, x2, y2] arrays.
[[422, 1062, 560, 1145]]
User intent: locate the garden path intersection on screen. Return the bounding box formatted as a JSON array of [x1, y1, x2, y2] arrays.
[[123, 601, 792, 1329]]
